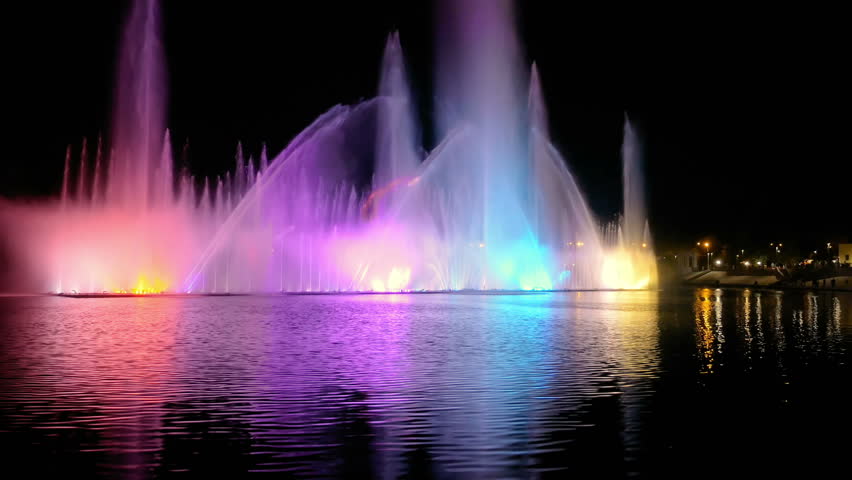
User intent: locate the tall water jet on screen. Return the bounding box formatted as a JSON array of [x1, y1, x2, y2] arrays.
[[76, 138, 88, 202], [434, 0, 532, 288], [601, 119, 658, 289], [108, 0, 165, 209], [91, 136, 103, 205], [622, 119, 647, 249], [527, 64, 606, 289], [373, 32, 421, 213]]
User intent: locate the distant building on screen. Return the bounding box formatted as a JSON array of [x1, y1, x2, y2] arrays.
[[672, 250, 700, 273], [840, 244, 852, 266]]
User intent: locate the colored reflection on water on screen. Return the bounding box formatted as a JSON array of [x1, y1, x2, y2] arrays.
[[1, 290, 851, 477]]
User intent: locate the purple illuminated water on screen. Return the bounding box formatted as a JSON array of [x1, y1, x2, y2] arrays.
[[0, 0, 655, 294]]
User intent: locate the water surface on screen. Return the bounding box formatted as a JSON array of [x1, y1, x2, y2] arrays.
[[1, 289, 850, 477]]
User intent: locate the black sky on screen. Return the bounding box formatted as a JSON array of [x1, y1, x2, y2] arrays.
[[4, 1, 850, 253]]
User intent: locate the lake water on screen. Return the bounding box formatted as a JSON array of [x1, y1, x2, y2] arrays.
[[1, 289, 850, 478]]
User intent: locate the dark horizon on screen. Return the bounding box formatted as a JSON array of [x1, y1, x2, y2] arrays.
[[5, 1, 850, 253]]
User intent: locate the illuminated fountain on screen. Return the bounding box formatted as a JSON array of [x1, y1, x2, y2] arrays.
[[0, 0, 656, 294], [0, 0, 202, 294]]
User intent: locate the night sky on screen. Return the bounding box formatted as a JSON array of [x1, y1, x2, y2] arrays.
[[5, 1, 850, 253]]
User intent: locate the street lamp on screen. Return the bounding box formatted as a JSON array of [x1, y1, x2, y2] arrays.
[[701, 242, 711, 270]]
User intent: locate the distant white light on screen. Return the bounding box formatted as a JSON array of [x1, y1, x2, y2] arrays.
[[715, 260, 722, 266]]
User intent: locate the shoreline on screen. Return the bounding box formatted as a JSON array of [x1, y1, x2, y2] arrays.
[[34, 288, 659, 298], [681, 282, 852, 293]]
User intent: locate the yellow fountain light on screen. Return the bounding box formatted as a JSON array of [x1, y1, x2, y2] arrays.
[[129, 274, 168, 295], [371, 278, 385, 292], [387, 266, 412, 291], [601, 248, 655, 290]]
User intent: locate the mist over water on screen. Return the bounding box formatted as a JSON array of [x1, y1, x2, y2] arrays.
[[0, 0, 654, 293]]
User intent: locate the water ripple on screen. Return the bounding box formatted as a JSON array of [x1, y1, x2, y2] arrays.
[[1, 290, 851, 477]]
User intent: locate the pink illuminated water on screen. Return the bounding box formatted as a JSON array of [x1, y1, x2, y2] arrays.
[[0, 0, 655, 294]]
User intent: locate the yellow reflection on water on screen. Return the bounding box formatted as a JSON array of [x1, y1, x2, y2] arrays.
[[741, 290, 753, 364], [716, 291, 725, 348], [597, 290, 661, 378], [755, 292, 766, 356], [805, 293, 819, 343], [694, 288, 716, 374], [773, 292, 785, 369], [830, 296, 842, 336]]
